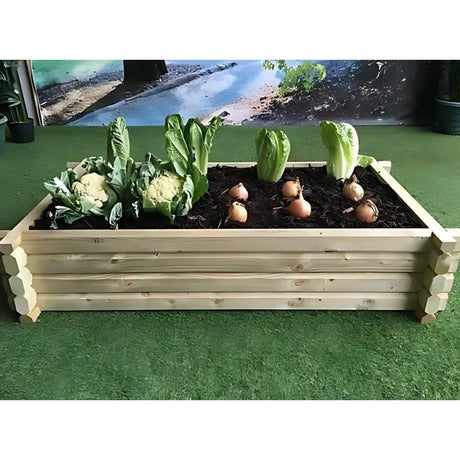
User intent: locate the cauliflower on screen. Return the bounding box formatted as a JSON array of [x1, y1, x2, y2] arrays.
[[147, 171, 184, 204], [72, 172, 109, 208]]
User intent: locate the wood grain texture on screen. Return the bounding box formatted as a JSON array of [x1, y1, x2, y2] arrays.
[[422, 269, 455, 295], [370, 162, 456, 252], [447, 228, 460, 252], [26, 251, 427, 274], [37, 291, 418, 311], [21, 228, 434, 254], [8, 267, 33, 296], [2, 246, 28, 275], [31, 272, 422, 294], [428, 248, 459, 274], [14, 287, 38, 315], [418, 288, 449, 315]]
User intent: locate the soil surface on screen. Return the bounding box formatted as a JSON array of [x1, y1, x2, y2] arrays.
[[34, 165, 423, 230]]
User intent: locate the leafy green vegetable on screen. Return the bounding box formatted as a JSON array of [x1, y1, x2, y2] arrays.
[[320, 120, 375, 180], [44, 164, 118, 229], [135, 114, 220, 222], [135, 153, 201, 223], [165, 114, 221, 175], [105, 117, 139, 224], [107, 116, 130, 166], [255, 128, 291, 182]]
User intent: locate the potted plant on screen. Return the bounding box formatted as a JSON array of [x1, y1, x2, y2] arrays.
[[0, 60, 34, 143], [0, 113, 6, 154], [434, 60, 460, 134]]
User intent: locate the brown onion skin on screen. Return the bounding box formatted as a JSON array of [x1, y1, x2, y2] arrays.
[[229, 183, 249, 202], [355, 200, 379, 224], [289, 195, 311, 219], [282, 178, 302, 199], [226, 202, 248, 223]]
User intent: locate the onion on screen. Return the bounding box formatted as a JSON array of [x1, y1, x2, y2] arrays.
[[343, 175, 364, 201], [282, 178, 302, 199], [226, 202, 248, 223], [229, 182, 249, 202], [355, 200, 379, 224], [289, 194, 311, 219]]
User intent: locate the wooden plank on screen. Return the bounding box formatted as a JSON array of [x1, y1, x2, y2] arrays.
[[370, 162, 456, 252], [447, 228, 460, 252], [2, 246, 28, 275], [26, 251, 427, 274], [14, 287, 38, 315], [21, 228, 433, 254], [428, 248, 459, 274], [19, 306, 41, 324], [0, 160, 87, 255], [37, 291, 418, 311], [8, 267, 33, 296], [32, 272, 422, 294], [422, 268, 455, 295], [418, 288, 449, 315], [414, 307, 436, 324]]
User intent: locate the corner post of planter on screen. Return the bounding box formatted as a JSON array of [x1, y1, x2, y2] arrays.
[[0, 234, 41, 323], [368, 162, 459, 323], [416, 229, 459, 323]]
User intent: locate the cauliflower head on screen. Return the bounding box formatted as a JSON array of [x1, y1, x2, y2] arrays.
[[147, 171, 184, 204], [72, 172, 109, 208]]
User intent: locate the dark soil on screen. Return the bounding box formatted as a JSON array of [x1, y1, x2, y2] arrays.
[[33, 165, 423, 230]]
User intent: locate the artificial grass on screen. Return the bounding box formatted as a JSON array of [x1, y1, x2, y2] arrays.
[[0, 125, 459, 400]]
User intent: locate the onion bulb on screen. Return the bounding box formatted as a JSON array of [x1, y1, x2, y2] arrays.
[[229, 182, 249, 202], [226, 202, 248, 223], [355, 200, 379, 224], [282, 177, 302, 199], [289, 194, 311, 219], [343, 175, 364, 201]]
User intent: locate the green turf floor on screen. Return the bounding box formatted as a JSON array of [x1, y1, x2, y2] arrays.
[[0, 125, 459, 399]]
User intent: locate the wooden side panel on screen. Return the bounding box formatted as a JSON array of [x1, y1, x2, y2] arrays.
[[21, 229, 434, 254], [428, 248, 459, 274], [37, 291, 418, 311], [32, 272, 422, 294], [370, 162, 456, 252], [26, 251, 427, 274]]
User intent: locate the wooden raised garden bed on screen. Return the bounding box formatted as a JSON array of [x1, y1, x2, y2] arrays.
[[1, 160, 459, 324]]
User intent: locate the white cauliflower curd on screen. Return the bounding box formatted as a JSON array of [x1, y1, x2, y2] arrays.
[[72, 172, 109, 208], [147, 171, 184, 204]]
